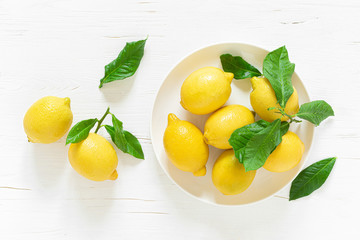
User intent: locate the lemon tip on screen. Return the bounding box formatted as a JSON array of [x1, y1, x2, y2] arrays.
[[64, 97, 71, 106], [109, 170, 118, 180], [193, 166, 206, 177], [180, 100, 187, 110], [167, 113, 179, 124]]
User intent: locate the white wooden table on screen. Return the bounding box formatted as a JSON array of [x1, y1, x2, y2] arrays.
[[1, 0, 359, 239]]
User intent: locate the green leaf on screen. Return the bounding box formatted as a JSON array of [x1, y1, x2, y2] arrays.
[[66, 119, 98, 145], [99, 38, 147, 88], [124, 131, 144, 159], [290, 157, 336, 201], [229, 120, 289, 163], [229, 120, 270, 151], [229, 120, 269, 163], [234, 149, 246, 163], [280, 121, 290, 136], [104, 125, 116, 142], [107, 117, 145, 160], [220, 54, 261, 79], [242, 119, 282, 171], [230, 120, 269, 163], [296, 100, 334, 126], [263, 46, 295, 108], [111, 115, 128, 152]]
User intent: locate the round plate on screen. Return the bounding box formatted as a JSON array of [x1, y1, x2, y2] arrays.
[[151, 43, 314, 206]]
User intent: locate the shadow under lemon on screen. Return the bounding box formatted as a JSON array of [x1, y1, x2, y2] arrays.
[[30, 141, 68, 189]]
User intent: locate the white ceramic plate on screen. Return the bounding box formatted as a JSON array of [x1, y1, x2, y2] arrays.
[[151, 43, 314, 206]]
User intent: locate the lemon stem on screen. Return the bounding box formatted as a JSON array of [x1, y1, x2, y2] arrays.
[[267, 107, 302, 124], [95, 107, 110, 133]]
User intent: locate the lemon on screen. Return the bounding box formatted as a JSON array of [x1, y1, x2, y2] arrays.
[[163, 113, 209, 176], [204, 105, 255, 149], [212, 149, 256, 195], [250, 76, 299, 122], [180, 67, 234, 115], [263, 131, 304, 172], [68, 133, 118, 181], [23, 96, 73, 144]]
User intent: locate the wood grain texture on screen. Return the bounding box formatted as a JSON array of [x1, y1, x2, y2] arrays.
[[0, 0, 359, 239]]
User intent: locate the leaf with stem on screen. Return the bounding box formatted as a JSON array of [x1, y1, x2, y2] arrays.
[[220, 54, 261, 79], [290, 157, 336, 201], [229, 120, 289, 163], [267, 107, 302, 123], [66, 107, 144, 160], [104, 125, 116, 142], [66, 119, 98, 145], [111, 114, 128, 153], [242, 119, 282, 171], [99, 38, 147, 88], [263, 46, 295, 108], [109, 114, 144, 159], [123, 131, 144, 159], [106, 124, 144, 159], [296, 100, 334, 126]]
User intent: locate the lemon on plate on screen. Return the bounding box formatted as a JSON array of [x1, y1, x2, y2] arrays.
[[180, 67, 234, 115], [68, 133, 118, 181], [250, 76, 299, 122], [263, 131, 304, 172], [212, 149, 256, 195], [163, 113, 209, 176], [23, 96, 73, 144], [204, 104, 255, 149]]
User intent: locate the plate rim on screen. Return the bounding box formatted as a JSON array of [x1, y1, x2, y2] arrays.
[[150, 41, 315, 207]]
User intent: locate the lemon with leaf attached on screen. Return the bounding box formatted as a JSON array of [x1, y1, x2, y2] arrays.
[[250, 76, 299, 122], [23, 96, 73, 144], [68, 133, 119, 181], [163, 113, 209, 176], [204, 105, 255, 149], [180, 67, 234, 115], [212, 149, 256, 195]]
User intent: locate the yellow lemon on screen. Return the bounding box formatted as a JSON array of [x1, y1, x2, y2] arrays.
[[263, 131, 304, 172], [250, 76, 299, 122], [163, 113, 209, 176], [212, 149, 256, 195], [23, 96, 73, 144], [204, 105, 255, 149], [180, 67, 234, 115], [68, 133, 118, 181]]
